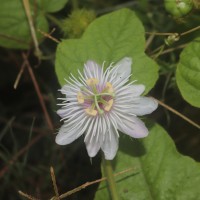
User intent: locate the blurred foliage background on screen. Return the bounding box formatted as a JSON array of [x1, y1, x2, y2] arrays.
[[0, 0, 200, 199]]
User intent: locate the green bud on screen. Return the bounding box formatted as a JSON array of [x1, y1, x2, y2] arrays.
[[164, 33, 180, 46], [164, 0, 194, 17], [62, 9, 96, 38]]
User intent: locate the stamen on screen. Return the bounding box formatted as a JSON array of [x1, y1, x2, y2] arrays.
[[91, 103, 96, 110], [94, 95, 104, 114], [97, 92, 115, 97], [85, 108, 97, 116], [105, 82, 114, 93], [77, 92, 84, 104], [86, 78, 99, 86], [100, 98, 109, 105], [104, 99, 113, 111], [78, 78, 115, 116], [86, 78, 99, 93], [80, 86, 94, 95]]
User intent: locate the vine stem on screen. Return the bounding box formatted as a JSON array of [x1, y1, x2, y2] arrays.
[[180, 25, 200, 36], [19, 168, 134, 199], [154, 98, 200, 129], [22, 0, 42, 58], [50, 167, 60, 199], [102, 157, 119, 200], [22, 52, 54, 130]]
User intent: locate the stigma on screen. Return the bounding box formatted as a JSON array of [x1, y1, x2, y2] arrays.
[[76, 78, 115, 116]]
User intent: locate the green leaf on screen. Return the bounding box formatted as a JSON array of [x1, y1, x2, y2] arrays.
[[0, 0, 49, 49], [55, 8, 158, 93], [176, 37, 200, 108], [95, 123, 200, 200], [38, 0, 68, 13]]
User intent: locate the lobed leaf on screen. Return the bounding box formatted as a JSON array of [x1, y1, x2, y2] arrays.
[[95, 123, 200, 200], [38, 0, 68, 13], [0, 0, 48, 49], [176, 37, 200, 107], [55, 8, 158, 93], [0, 0, 68, 49]]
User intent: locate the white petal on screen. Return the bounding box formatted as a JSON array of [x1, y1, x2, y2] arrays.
[[56, 124, 83, 145], [60, 84, 77, 95], [101, 126, 119, 160], [129, 84, 145, 96], [84, 117, 103, 157], [131, 97, 158, 116], [57, 107, 81, 119], [85, 140, 101, 157], [84, 135, 103, 158], [115, 57, 132, 80], [117, 115, 148, 138], [57, 108, 67, 118], [84, 60, 102, 79]]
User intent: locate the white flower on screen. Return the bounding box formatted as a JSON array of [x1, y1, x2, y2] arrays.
[[56, 57, 158, 160]]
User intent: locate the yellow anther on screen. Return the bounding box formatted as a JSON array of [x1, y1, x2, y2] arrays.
[[85, 108, 98, 116], [86, 78, 99, 86], [105, 82, 114, 93], [77, 92, 84, 104], [104, 99, 114, 111]]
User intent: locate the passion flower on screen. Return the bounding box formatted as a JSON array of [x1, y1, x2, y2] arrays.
[[56, 58, 158, 160]]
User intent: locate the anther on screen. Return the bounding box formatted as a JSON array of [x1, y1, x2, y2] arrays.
[[86, 78, 99, 86], [85, 108, 97, 116], [77, 92, 84, 104], [105, 82, 114, 93], [104, 99, 114, 111]]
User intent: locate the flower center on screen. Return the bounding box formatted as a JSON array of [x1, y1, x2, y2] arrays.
[[77, 78, 115, 116]]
